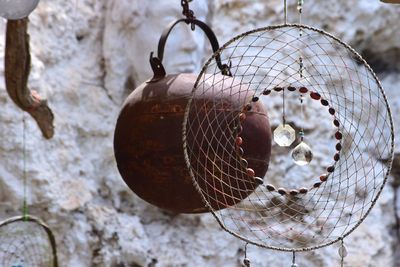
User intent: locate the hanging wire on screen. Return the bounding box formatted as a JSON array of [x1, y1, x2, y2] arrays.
[[339, 238, 347, 267], [298, 0, 305, 141], [291, 251, 298, 267], [243, 243, 251, 267], [0, 113, 59, 266], [284, 0, 288, 24], [282, 86, 286, 125], [22, 113, 28, 221], [297, 0, 304, 35]]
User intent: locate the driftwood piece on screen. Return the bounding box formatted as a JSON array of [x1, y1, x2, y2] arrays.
[[5, 18, 54, 139]]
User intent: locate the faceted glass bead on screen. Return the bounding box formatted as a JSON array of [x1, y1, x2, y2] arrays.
[[273, 124, 296, 147], [292, 141, 313, 166]]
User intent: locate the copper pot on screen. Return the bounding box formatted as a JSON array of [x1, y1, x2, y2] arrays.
[[114, 18, 272, 213]]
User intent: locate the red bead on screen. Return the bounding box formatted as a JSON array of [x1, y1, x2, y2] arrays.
[[234, 125, 243, 135], [333, 119, 340, 127], [299, 188, 308, 194], [336, 143, 342, 151], [244, 104, 252, 111], [254, 177, 264, 185], [239, 113, 246, 122], [327, 166, 335, 173], [314, 182, 322, 188], [310, 92, 321, 100], [236, 137, 243, 146], [241, 158, 248, 167], [247, 168, 255, 177], [299, 87, 308, 93], [266, 184, 276, 191], [263, 89, 272, 95], [290, 190, 299, 196], [320, 174, 328, 182], [335, 131, 343, 140], [278, 188, 287, 195]]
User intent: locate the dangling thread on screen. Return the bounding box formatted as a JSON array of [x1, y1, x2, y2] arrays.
[[291, 0, 313, 166], [282, 86, 286, 125], [284, 0, 288, 24], [243, 243, 250, 267], [22, 113, 28, 221], [291, 251, 298, 267], [297, 0, 305, 142], [297, 0, 304, 36]]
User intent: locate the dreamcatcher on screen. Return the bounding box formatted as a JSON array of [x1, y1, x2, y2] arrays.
[[183, 0, 394, 265], [0, 116, 58, 267]]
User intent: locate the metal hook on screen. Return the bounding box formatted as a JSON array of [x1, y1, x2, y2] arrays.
[[181, 0, 196, 30]]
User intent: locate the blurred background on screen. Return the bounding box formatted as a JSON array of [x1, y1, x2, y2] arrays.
[[0, 0, 399, 266]]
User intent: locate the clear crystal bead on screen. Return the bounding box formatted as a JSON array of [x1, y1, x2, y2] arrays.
[[273, 124, 296, 147], [338, 244, 348, 258], [292, 141, 313, 166]]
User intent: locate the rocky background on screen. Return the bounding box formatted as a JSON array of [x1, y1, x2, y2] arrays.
[[0, 0, 399, 266]]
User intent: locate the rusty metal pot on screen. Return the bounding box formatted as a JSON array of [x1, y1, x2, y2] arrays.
[[114, 18, 272, 213]]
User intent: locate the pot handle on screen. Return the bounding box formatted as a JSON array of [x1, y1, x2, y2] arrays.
[[149, 18, 232, 82]]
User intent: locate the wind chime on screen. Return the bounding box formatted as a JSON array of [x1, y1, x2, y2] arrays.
[[183, 0, 394, 266], [0, 1, 59, 266]]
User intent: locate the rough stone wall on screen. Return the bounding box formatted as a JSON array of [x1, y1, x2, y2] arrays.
[[0, 0, 398, 266]]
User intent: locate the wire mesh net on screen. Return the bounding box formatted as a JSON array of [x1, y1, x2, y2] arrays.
[[183, 24, 394, 251], [0, 216, 58, 267]]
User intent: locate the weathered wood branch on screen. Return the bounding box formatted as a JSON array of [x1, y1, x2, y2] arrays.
[[5, 18, 54, 139]]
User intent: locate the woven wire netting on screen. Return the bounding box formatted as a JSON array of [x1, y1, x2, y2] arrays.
[[0, 216, 58, 267], [183, 24, 394, 251]]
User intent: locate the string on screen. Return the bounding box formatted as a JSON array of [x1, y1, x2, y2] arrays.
[[22, 113, 28, 221], [298, 0, 305, 141], [282, 87, 286, 125], [340, 239, 345, 267], [284, 0, 288, 24]]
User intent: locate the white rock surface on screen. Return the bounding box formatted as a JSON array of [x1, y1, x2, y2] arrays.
[[0, 0, 399, 266]]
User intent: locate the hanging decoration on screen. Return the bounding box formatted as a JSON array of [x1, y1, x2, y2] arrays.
[[0, 0, 40, 20], [380, 0, 400, 3], [4, 18, 54, 139], [0, 215, 58, 267], [113, 0, 272, 213], [183, 0, 394, 264], [0, 116, 58, 267]]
